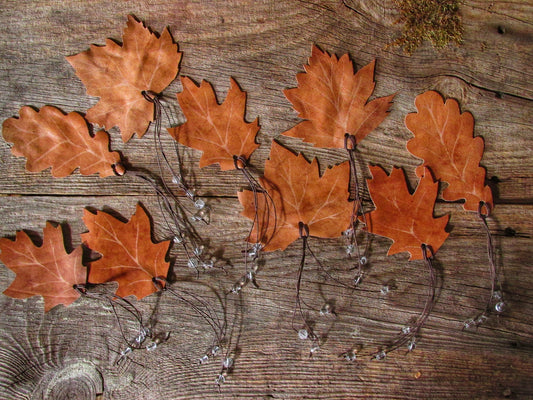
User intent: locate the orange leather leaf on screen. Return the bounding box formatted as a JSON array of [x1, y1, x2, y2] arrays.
[[405, 91, 493, 212], [282, 45, 395, 148], [2, 106, 121, 177], [67, 15, 182, 142], [363, 166, 449, 260], [238, 141, 352, 251], [0, 222, 86, 312], [82, 204, 170, 299], [168, 77, 260, 170]]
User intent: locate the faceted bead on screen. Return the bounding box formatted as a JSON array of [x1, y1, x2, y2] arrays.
[[380, 285, 390, 295], [171, 175, 180, 185], [215, 374, 226, 385], [320, 303, 331, 316], [375, 350, 386, 360], [407, 339, 416, 352], [199, 355, 209, 364], [463, 318, 476, 329], [402, 326, 412, 335], [202, 260, 214, 269], [211, 346, 220, 356], [298, 329, 308, 340], [121, 347, 132, 356], [173, 235, 183, 244], [188, 258, 199, 269], [193, 245, 204, 256], [359, 256, 367, 265], [194, 199, 205, 209], [346, 244, 356, 255], [223, 357, 234, 369]]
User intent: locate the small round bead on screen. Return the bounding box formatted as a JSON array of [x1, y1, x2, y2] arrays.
[[215, 374, 226, 385], [346, 244, 356, 255], [211, 345, 220, 356], [374, 350, 386, 360], [298, 329, 309, 340], [223, 357, 234, 369], [359, 256, 367, 265], [380, 285, 390, 295], [194, 199, 205, 209], [407, 339, 416, 352], [344, 351, 356, 362], [173, 235, 183, 244], [495, 301, 506, 313], [199, 355, 209, 364], [402, 326, 412, 335]]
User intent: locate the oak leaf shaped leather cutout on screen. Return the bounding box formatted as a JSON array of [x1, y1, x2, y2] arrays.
[[282, 45, 395, 148], [405, 91, 493, 212], [168, 77, 260, 170], [238, 141, 352, 251], [0, 222, 86, 312], [363, 165, 449, 260], [67, 15, 182, 142], [82, 204, 170, 299], [2, 106, 122, 177]]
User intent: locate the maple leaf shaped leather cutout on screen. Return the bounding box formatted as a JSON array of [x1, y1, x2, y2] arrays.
[[67, 15, 182, 142], [167, 77, 260, 170], [238, 141, 352, 251], [0, 222, 86, 312], [405, 91, 493, 212], [82, 204, 170, 299], [2, 106, 122, 177], [363, 165, 449, 260], [281, 45, 395, 148]]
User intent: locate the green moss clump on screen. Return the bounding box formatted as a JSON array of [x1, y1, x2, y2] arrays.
[[390, 0, 464, 54]]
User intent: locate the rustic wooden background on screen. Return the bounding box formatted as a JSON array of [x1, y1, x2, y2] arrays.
[[0, 1, 532, 399]]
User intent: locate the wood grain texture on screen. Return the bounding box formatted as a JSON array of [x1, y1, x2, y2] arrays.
[[0, 1, 532, 399]]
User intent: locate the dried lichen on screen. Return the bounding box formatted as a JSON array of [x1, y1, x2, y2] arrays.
[[390, 0, 464, 54]]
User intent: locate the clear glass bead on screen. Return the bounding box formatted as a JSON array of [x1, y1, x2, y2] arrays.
[[121, 347, 132, 356], [346, 244, 356, 255], [407, 339, 416, 352], [215, 374, 226, 385], [375, 350, 386, 360], [495, 301, 506, 313], [380, 285, 390, 295], [475, 314, 488, 325], [202, 260, 214, 269], [402, 326, 412, 335], [463, 318, 475, 330], [193, 245, 204, 256], [246, 271, 255, 281], [298, 329, 308, 340], [194, 199, 205, 209], [493, 290, 503, 301], [354, 274, 363, 286], [171, 175, 180, 185], [223, 357, 234, 369], [344, 351, 356, 362], [146, 342, 157, 351], [231, 284, 242, 294], [310, 344, 320, 354], [211, 345, 220, 356], [199, 355, 209, 364], [319, 303, 331, 316], [173, 235, 183, 244], [191, 207, 210, 223], [359, 256, 367, 265], [188, 258, 199, 269]]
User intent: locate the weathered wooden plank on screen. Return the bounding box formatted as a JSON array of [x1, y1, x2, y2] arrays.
[[0, 1, 532, 399], [0, 1, 531, 201], [0, 196, 531, 398]]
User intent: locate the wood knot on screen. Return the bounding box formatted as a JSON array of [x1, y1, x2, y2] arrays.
[[33, 361, 103, 400]]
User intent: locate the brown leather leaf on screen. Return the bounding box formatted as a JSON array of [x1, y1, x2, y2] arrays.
[[405, 91, 493, 212], [0, 222, 86, 312], [82, 204, 170, 299], [2, 106, 122, 177], [168, 77, 260, 170], [238, 141, 352, 251], [282, 45, 395, 148], [363, 165, 449, 260], [67, 15, 182, 142]]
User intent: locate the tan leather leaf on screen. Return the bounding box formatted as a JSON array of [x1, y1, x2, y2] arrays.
[[67, 15, 182, 142], [405, 91, 493, 212], [2, 106, 121, 177], [282, 45, 395, 148], [238, 141, 352, 251], [363, 165, 449, 260], [82, 204, 170, 299], [168, 77, 260, 170], [0, 222, 86, 312]]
